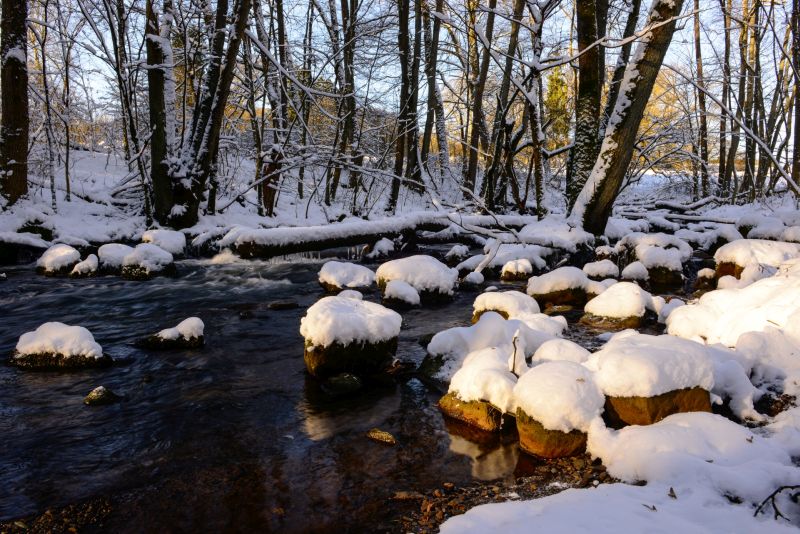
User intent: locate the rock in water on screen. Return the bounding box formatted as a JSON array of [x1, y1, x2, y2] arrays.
[[438, 392, 507, 433], [137, 317, 205, 350], [320, 373, 363, 397], [35, 244, 81, 276], [604, 387, 712, 427], [12, 322, 112, 370], [366, 428, 396, 445], [84, 386, 121, 406]]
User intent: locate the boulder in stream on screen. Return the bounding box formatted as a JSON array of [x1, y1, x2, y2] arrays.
[[137, 317, 205, 350], [12, 322, 112, 370]]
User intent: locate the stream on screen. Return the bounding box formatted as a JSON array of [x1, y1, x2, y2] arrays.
[[0, 245, 669, 532]]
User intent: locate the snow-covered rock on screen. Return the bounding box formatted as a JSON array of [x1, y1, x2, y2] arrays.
[[513, 361, 604, 458], [337, 289, 363, 300], [383, 279, 420, 306], [365, 237, 394, 259], [121, 243, 175, 280], [142, 229, 187, 255], [318, 260, 375, 291], [300, 296, 402, 377], [36, 244, 81, 275], [445, 244, 470, 261], [581, 282, 654, 329], [97, 243, 134, 274], [526, 266, 607, 308], [531, 338, 591, 364], [714, 239, 800, 278], [620, 260, 648, 281], [456, 243, 550, 275], [582, 259, 619, 280], [425, 312, 556, 383], [472, 290, 540, 321], [585, 332, 713, 426], [13, 322, 111, 369], [84, 385, 121, 406], [462, 271, 485, 286], [500, 258, 533, 281], [138, 317, 205, 350], [376, 255, 458, 297], [70, 254, 98, 278]]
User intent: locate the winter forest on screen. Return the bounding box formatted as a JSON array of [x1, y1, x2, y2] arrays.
[[3, 0, 800, 531]]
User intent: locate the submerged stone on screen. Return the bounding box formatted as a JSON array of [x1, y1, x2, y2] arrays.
[[366, 428, 397, 445], [320, 373, 363, 397], [84, 386, 121, 406], [604, 386, 712, 427], [516, 408, 587, 459]]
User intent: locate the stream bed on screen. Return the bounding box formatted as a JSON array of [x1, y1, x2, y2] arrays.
[[0, 246, 663, 532]]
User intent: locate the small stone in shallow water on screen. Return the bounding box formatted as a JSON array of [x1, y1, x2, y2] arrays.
[[367, 428, 396, 445], [84, 386, 121, 406], [393, 491, 424, 501], [320, 373, 363, 397], [268, 299, 299, 310]]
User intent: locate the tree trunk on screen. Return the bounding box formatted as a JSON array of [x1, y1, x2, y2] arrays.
[[793, 0, 800, 195], [601, 0, 642, 135], [0, 0, 29, 204], [566, 0, 605, 209], [693, 0, 709, 196], [570, 0, 686, 234]]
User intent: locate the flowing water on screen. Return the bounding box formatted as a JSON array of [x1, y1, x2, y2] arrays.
[[0, 245, 682, 532]]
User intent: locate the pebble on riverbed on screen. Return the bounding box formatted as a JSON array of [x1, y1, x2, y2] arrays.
[[366, 428, 396, 445], [84, 386, 121, 406]]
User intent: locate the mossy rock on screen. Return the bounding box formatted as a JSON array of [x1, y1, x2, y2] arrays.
[[604, 386, 711, 427], [516, 408, 587, 459], [579, 312, 642, 331], [84, 386, 121, 406], [647, 266, 684, 291], [120, 262, 178, 281], [692, 275, 716, 292], [11, 351, 113, 371], [304, 337, 398, 378], [471, 309, 510, 323], [500, 271, 530, 282], [136, 334, 204, 350], [438, 391, 512, 432], [319, 280, 344, 293], [529, 287, 591, 309], [36, 262, 79, 277], [715, 261, 744, 280]]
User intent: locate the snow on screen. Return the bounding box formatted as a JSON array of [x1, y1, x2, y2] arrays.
[[0, 231, 49, 249], [98, 243, 134, 269], [318, 261, 375, 289], [587, 412, 796, 504], [427, 312, 558, 382], [621, 261, 648, 280], [582, 259, 619, 279], [383, 279, 420, 305], [463, 271, 484, 285], [366, 237, 394, 258], [527, 266, 607, 296], [376, 255, 458, 295], [501, 258, 533, 278], [142, 229, 187, 255], [594, 245, 615, 258], [122, 243, 174, 273], [445, 244, 470, 259], [714, 239, 800, 269], [337, 289, 363, 300], [157, 317, 204, 340], [584, 282, 653, 319], [585, 332, 714, 397], [473, 290, 540, 318], [70, 254, 98, 276], [456, 243, 550, 273], [697, 267, 715, 279], [300, 296, 402, 349], [516, 218, 595, 253], [440, 482, 797, 533], [616, 232, 692, 270], [36, 244, 80, 271], [449, 346, 519, 413], [657, 298, 684, 324], [780, 226, 800, 243], [514, 361, 604, 433], [15, 322, 103, 359], [531, 338, 591, 364]]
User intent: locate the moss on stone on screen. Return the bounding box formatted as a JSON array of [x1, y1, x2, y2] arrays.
[[303, 337, 398, 378], [516, 408, 587, 459], [438, 392, 509, 432], [579, 312, 642, 330], [11, 351, 113, 371], [604, 387, 712, 427]]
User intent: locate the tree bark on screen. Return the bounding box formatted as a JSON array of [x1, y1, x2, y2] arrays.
[[693, 0, 709, 196], [570, 0, 686, 234], [0, 0, 29, 204]]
